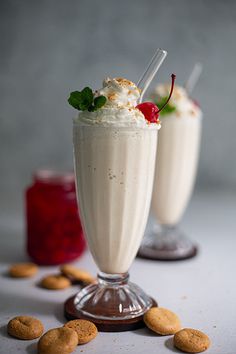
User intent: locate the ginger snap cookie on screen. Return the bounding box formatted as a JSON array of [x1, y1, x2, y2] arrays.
[[144, 307, 181, 335], [7, 316, 44, 340], [38, 327, 78, 354], [9, 263, 38, 278], [60, 264, 96, 284], [40, 274, 71, 290], [64, 319, 98, 344], [174, 328, 210, 353]]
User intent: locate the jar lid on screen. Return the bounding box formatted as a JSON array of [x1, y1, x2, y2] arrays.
[[34, 169, 75, 187]]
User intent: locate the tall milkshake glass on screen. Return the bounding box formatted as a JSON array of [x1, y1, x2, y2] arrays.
[[139, 84, 202, 260], [70, 77, 160, 329]]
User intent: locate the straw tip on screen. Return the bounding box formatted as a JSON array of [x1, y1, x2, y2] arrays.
[[158, 48, 168, 56]]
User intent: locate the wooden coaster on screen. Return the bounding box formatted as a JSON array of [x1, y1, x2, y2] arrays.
[[64, 295, 157, 332], [137, 244, 198, 261]]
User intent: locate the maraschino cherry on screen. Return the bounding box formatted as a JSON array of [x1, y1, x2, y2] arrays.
[[136, 102, 159, 123], [136, 74, 176, 123]]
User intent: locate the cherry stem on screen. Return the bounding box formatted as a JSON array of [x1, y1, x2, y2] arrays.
[[158, 74, 176, 113]]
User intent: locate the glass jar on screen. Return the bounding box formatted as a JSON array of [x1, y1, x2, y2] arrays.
[[26, 170, 86, 265]]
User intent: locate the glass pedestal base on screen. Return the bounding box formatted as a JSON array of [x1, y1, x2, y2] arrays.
[[64, 272, 157, 331], [138, 223, 198, 261]]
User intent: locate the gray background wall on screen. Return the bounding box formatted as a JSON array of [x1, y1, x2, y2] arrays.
[[1, 0, 236, 213]]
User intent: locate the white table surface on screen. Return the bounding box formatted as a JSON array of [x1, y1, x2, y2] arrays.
[[0, 188, 236, 354]]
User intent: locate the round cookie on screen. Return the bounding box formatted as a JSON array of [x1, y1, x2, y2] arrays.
[[64, 319, 98, 344], [60, 265, 96, 284], [9, 263, 38, 278], [174, 328, 210, 353], [38, 327, 78, 354], [40, 274, 71, 290], [7, 316, 44, 340], [143, 307, 181, 335]]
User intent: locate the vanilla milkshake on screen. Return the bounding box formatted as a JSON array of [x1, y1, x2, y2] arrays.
[[73, 78, 160, 274], [150, 84, 202, 225], [67, 45, 172, 324]]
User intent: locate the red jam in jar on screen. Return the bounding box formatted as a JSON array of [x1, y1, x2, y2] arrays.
[[26, 170, 86, 265]]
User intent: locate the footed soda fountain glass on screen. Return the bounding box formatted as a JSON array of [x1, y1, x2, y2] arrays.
[[138, 83, 202, 261], [70, 124, 158, 329], [64, 49, 173, 329]]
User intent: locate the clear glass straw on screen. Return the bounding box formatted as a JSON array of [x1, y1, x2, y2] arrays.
[[137, 48, 167, 103], [185, 62, 203, 94]]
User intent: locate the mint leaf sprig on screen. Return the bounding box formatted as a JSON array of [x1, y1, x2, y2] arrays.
[[68, 87, 106, 112], [155, 96, 176, 116]]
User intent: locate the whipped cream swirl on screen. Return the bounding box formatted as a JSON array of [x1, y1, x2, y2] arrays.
[[151, 84, 201, 118], [75, 77, 160, 128], [98, 77, 140, 107]]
